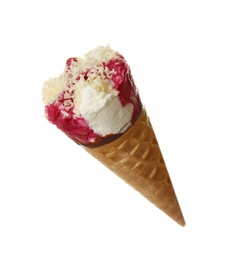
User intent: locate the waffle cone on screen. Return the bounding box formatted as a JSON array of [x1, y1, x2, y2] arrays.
[[84, 108, 185, 226]]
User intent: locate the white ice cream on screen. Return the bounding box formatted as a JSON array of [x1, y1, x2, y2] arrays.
[[42, 45, 134, 137], [75, 84, 133, 135]]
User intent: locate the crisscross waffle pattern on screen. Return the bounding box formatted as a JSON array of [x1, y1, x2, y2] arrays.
[[85, 108, 185, 226]]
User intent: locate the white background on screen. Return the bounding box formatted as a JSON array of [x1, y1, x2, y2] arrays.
[[1, 0, 240, 259]]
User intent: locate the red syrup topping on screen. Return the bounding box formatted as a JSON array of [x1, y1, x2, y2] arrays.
[[44, 56, 142, 146], [105, 58, 141, 122], [45, 91, 100, 145]]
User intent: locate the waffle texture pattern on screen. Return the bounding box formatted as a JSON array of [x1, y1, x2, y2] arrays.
[[85, 108, 185, 226]]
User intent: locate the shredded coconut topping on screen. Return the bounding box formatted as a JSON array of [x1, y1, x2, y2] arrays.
[[42, 45, 119, 110], [42, 76, 68, 106]]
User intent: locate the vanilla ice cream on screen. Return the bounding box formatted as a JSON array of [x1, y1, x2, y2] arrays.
[[42, 45, 142, 146]]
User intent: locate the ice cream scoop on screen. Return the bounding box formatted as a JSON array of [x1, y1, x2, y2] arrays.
[[42, 45, 142, 147], [42, 45, 185, 226]]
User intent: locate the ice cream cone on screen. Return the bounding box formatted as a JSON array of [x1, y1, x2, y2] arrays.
[[82, 107, 185, 226], [42, 45, 185, 226]]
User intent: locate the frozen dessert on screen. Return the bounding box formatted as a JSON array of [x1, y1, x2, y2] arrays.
[[42, 45, 185, 226], [42, 45, 141, 147]]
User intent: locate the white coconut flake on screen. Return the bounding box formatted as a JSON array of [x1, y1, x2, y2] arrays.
[[61, 110, 69, 117], [85, 45, 117, 64], [64, 92, 71, 99], [42, 76, 68, 106]]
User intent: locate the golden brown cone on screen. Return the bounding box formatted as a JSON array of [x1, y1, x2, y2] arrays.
[[84, 108, 185, 226]]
